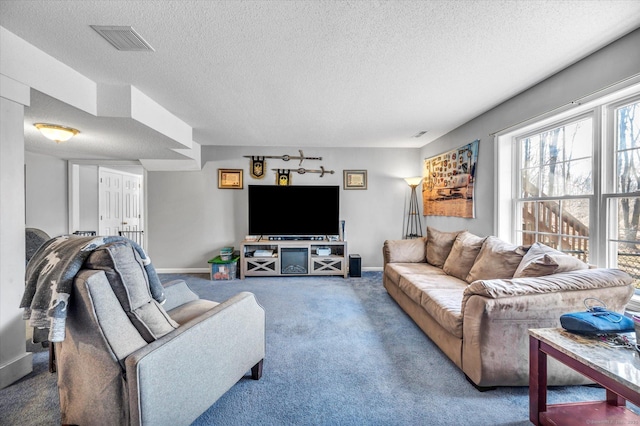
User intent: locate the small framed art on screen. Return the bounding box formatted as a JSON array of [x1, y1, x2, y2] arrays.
[[343, 170, 367, 190], [218, 169, 243, 189]]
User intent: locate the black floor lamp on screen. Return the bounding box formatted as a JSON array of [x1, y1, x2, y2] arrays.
[[404, 177, 423, 239]]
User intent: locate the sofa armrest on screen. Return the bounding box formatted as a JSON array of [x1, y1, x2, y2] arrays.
[[460, 268, 634, 386], [382, 238, 427, 266], [124, 291, 266, 426], [463, 268, 633, 300]]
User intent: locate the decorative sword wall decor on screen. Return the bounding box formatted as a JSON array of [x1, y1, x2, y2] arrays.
[[271, 166, 335, 178], [245, 150, 322, 179]]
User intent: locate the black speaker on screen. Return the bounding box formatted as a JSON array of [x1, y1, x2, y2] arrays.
[[349, 254, 361, 278]]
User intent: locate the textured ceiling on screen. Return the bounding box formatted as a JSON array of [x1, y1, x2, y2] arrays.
[[2, 0, 640, 161]]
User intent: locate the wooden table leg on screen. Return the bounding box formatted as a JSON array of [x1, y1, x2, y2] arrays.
[[529, 335, 547, 426], [606, 388, 626, 407]]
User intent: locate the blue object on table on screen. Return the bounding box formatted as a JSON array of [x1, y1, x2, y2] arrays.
[[560, 306, 634, 335]]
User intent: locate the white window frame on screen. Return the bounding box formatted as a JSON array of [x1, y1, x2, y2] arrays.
[[496, 82, 640, 269], [514, 112, 596, 261], [602, 94, 640, 268]]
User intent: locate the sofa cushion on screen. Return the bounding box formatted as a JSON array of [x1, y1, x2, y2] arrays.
[[79, 270, 148, 364], [466, 236, 526, 283], [393, 271, 466, 338], [426, 227, 461, 268], [167, 299, 219, 325], [398, 272, 466, 310], [443, 231, 486, 281], [385, 262, 447, 285], [84, 241, 179, 342], [513, 242, 588, 278], [420, 288, 464, 338]]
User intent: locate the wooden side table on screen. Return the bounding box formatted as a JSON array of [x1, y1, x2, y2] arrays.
[[529, 328, 640, 425]]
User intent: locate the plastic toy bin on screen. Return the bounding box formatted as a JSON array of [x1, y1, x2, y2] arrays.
[[208, 255, 239, 280]]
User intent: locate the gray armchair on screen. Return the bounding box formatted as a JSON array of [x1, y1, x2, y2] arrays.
[[54, 240, 265, 425]]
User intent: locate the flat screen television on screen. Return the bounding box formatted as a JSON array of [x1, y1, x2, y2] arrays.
[[248, 185, 340, 236]]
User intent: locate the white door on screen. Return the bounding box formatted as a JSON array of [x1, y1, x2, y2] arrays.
[[99, 169, 123, 237], [98, 168, 144, 247], [122, 174, 141, 232]]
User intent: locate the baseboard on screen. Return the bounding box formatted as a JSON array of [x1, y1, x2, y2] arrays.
[[156, 268, 210, 274], [362, 266, 383, 272], [0, 352, 33, 390]]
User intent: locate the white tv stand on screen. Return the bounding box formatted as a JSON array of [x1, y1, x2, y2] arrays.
[[240, 237, 347, 279]]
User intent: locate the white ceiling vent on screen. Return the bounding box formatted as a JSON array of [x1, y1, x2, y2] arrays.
[[90, 25, 155, 52], [412, 130, 428, 138]]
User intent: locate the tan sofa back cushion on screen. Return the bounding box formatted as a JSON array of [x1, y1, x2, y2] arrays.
[[465, 236, 525, 283], [442, 231, 486, 281], [513, 242, 588, 278], [426, 227, 460, 268]]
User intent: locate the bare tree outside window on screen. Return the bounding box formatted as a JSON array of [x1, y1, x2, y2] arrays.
[[614, 101, 640, 286], [517, 118, 592, 262]]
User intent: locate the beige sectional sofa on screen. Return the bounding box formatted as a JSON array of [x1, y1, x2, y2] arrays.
[[383, 227, 634, 387]]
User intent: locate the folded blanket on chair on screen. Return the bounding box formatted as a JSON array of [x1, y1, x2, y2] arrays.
[[21, 235, 166, 342]]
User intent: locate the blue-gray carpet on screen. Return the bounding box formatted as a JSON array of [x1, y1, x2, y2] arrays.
[[0, 272, 627, 425]]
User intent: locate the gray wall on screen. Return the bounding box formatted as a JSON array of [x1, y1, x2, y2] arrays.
[[78, 164, 99, 233], [147, 146, 420, 269], [421, 28, 640, 239], [25, 151, 68, 237]]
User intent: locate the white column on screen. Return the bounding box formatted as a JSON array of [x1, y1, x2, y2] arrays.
[[0, 75, 33, 389]]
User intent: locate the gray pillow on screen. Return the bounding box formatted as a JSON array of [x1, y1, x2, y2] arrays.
[[85, 241, 178, 342], [465, 236, 526, 283], [513, 242, 588, 278], [426, 227, 461, 268], [443, 231, 486, 281]]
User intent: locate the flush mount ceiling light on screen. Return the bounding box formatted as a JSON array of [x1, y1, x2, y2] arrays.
[[34, 123, 80, 143]]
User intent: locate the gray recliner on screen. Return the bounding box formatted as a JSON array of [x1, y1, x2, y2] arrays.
[[55, 240, 265, 425], [25, 227, 50, 264]]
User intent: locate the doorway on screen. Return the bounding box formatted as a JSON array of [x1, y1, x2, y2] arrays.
[[98, 166, 140, 231], [68, 162, 145, 248]]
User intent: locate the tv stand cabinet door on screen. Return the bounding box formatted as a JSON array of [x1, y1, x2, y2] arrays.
[[243, 257, 279, 277], [310, 256, 345, 276]]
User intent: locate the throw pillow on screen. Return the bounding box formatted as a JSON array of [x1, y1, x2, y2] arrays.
[[426, 227, 461, 268], [465, 236, 526, 283], [442, 231, 486, 281], [513, 242, 588, 278], [384, 238, 427, 263], [85, 241, 178, 342]]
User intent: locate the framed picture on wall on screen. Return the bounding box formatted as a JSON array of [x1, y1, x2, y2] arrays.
[[343, 170, 367, 190], [218, 169, 243, 189]]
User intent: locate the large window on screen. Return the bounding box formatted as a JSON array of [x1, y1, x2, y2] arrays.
[[503, 89, 640, 288], [608, 99, 640, 285], [516, 117, 593, 262]]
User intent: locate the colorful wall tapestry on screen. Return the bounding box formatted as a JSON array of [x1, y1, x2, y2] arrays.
[[422, 139, 479, 218]]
